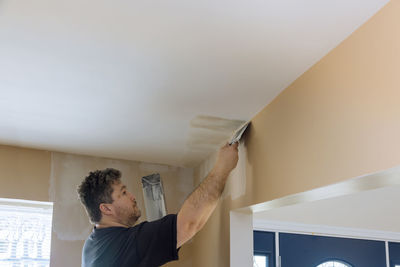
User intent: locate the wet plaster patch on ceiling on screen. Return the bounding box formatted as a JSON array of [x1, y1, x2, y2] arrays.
[[183, 115, 245, 167]]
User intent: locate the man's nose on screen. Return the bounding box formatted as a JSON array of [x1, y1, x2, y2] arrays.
[[129, 192, 135, 202]]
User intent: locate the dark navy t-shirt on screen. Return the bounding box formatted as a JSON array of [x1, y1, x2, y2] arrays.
[[82, 214, 179, 267]]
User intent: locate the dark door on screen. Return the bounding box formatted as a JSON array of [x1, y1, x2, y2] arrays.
[[279, 233, 387, 267]]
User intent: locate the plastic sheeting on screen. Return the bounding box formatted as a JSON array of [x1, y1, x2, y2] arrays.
[[141, 174, 167, 221]]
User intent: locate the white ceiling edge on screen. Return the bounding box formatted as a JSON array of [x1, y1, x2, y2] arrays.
[[253, 184, 400, 235], [246, 164, 400, 235], [253, 219, 400, 242], [0, 0, 391, 167]]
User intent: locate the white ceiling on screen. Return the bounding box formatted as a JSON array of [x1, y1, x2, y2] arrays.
[[254, 185, 400, 233], [0, 0, 389, 167]]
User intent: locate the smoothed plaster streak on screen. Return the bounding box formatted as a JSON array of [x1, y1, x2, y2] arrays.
[[183, 115, 245, 167]]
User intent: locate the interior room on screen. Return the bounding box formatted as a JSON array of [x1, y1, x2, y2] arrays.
[[0, 0, 399, 266]]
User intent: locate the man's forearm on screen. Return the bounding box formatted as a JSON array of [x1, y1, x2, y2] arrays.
[[188, 168, 229, 210], [176, 168, 230, 247], [176, 143, 238, 248]]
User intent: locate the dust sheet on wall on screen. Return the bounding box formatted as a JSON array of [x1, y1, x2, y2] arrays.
[[49, 152, 193, 241]]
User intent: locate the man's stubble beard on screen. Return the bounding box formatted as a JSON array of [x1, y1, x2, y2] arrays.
[[127, 207, 141, 227], [115, 205, 141, 227]]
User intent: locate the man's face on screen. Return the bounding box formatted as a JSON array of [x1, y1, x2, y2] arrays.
[[110, 181, 141, 227]]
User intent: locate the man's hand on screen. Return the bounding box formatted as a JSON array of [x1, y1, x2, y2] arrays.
[[176, 142, 239, 248], [212, 142, 239, 176]]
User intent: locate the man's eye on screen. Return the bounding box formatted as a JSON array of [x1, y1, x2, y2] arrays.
[[123, 191, 126, 195]]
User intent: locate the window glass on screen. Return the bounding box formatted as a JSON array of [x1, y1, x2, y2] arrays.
[[253, 255, 268, 267], [316, 261, 351, 267], [0, 198, 53, 267]]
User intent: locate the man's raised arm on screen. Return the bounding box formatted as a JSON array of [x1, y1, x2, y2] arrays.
[[176, 142, 239, 248]]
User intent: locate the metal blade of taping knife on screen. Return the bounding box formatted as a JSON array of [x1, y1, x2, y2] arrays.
[[229, 122, 250, 145]]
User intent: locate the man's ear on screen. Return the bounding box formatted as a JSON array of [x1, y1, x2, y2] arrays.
[[99, 203, 113, 216]]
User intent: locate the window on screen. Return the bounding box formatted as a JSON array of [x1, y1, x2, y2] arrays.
[[316, 260, 352, 267], [253, 254, 268, 267], [0, 198, 53, 267], [253, 231, 275, 267]]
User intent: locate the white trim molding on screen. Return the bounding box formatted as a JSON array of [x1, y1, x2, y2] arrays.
[[275, 232, 280, 267], [385, 241, 390, 267], [231, 211, 253, 267]]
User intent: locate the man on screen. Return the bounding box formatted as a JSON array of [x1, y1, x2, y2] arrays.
[[77, 142, 239, 266]]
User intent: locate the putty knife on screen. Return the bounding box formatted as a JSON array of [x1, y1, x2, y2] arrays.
[[229, 122, 250, 145]]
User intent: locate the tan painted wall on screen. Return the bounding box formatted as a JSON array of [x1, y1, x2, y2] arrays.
[[192, 1, 400, 266], [0, 145, 51, 201], [0, 145, 194, 267]]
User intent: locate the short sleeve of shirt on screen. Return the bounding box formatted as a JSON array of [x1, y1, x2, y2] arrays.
[[135, 214, 179, 266]]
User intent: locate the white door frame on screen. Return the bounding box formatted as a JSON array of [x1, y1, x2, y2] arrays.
[[230, 165, 400, 267]]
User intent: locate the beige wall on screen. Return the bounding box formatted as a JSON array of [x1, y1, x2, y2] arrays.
[[0, 145, 51, 201], [0, 145, 194, 267], [192, 1, 400, 266]]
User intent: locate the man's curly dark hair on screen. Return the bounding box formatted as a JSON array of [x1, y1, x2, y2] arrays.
[[77, 168, 121, 223]]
